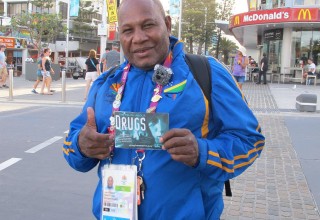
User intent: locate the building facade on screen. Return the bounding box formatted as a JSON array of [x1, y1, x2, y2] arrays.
[[230, 0, 320, 73], [0, 0, 117, 76]]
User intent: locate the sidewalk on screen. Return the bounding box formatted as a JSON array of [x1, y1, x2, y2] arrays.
[[222, 82, 320, 219], [0, 76, 86, 112], [1, 76, 320, 219]]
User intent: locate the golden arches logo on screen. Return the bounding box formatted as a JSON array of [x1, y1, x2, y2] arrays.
[[298, 9, 311, 20], [234, 16, 240, 26]]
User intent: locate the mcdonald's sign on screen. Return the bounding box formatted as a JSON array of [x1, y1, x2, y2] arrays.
[[234, 16, 240, 26], [229, 8, 319, 30], [297, 9, 311, 20]]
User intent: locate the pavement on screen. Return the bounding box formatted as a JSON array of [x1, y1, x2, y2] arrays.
[[1, 75, 320, 219]]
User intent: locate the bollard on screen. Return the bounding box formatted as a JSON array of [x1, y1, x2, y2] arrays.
[[8, 68, 13, 101], [61, 70, 66, 103]]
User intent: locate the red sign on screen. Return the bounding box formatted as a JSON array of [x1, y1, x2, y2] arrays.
[[108, 23, 116, 41], [0, 37, 15, 48], [230, 8, 319, 28]]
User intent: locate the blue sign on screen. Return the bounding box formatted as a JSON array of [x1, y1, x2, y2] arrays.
[[169, 0, 181, 17], [70, 0, 80, 17]]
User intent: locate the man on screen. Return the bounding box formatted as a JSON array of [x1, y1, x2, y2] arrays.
[[100, 47, 110, 73], [63, 0, 265, 219], [257, 53, 268, 84], [0, 44, 9, 88], [104, 42, 120, 71], [303, 58, 316, 85]]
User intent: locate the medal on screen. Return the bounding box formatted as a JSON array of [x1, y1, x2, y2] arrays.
[[110, 116, 115, 126], [151, 94, 162, 102], [113, 100, 121, 108]]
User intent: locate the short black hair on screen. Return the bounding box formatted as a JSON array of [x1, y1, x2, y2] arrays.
[[105, 47, 111, 51]]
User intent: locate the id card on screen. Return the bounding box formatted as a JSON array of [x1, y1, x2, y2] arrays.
[[101, 164, 137, 220]]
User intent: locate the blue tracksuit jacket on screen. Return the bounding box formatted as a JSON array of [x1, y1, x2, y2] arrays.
[[63, 36, 265, 220]]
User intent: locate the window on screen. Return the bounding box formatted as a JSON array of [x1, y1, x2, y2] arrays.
[[292, 29, 320, 67], [7, 3, 28, 17]]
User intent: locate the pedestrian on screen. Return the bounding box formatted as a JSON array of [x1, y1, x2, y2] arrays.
[[100, 47, 110, 73], [0, 44, 9, 89], [31, 53, 44, 94], [84, 49, 100, 101], [232, 46, 249, 90], [257, 53, 268, 84], [303, 57, 316, 85], [63, 0, 265, 219], [40, 48, 54, 95], [105, 42, 120, 71]]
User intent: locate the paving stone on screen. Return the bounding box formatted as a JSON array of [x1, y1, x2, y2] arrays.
[[222, 82, 320, 219]]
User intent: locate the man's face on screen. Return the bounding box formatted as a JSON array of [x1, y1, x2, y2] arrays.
[[107, 176, 113, 188], [118, 0, 171, 70], [149, 120, 165, 144]]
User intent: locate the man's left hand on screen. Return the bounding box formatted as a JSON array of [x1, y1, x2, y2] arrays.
[[160, 128, 199, 167]]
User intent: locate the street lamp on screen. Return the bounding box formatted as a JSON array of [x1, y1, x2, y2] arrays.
[[178, 0, 183, 40]]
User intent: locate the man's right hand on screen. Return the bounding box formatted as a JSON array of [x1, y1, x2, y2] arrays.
[[78, 107, 114, 160]]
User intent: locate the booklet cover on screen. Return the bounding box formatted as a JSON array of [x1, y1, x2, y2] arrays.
[[114, 111, 169, 150]]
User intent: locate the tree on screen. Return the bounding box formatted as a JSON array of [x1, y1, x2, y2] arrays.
[[71, 1, 99, 40], [10, 0, 66, 55], [171, 0, 215, 55], [214, 0, 235, 58], [218, 37, 237, 65]]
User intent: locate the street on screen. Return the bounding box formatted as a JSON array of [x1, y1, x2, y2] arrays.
[[1, 77, 320, 219], [0, 78, 97, 220]]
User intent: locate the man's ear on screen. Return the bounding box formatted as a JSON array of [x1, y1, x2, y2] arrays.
[[165, 15, 172, 34]]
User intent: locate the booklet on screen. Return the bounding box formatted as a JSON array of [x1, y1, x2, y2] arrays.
[[114, 111, 169, 150]]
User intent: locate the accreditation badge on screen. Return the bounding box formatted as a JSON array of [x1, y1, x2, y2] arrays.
[[101, 164, 137, 220]]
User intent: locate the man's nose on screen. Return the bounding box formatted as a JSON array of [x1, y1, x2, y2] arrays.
[[132, 29, 148, 43]]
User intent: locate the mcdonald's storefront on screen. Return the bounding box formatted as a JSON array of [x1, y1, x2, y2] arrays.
[[229, 7, 320, 72]]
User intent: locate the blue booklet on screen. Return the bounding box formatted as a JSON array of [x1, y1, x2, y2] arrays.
[[114, 111, 169, 150]]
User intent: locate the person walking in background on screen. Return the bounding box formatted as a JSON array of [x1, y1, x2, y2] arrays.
[[84, 49, 100, 101], [0, 44, 9, 89], [63, 0, 264, 219], [40, 48, 54, 95], [105, 42, 120, 71], [100, 47, 110, 73], [257, 53, 268, 84], [31, 53, 44, 94], [232, 46, 249, 90]]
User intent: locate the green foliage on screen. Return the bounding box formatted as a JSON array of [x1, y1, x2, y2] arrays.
[[10, 0, 66, 54], [71, 1, 98, 38], [218, 37, 237, 64], [172, 0, 235, 55], [180, 0, 216, 54]]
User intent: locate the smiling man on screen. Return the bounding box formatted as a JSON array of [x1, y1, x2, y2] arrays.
[[63, 0, 265, 219]]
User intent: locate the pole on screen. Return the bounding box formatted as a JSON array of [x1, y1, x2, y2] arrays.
[[215, 0, 226, 58], [100, 0, 107, 57], [61, 69, 66, 103], [66, 0, 70, 70], [178, 0, 183, 40], [8, 67, 13, 101], [204, 7, 207, 55]]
